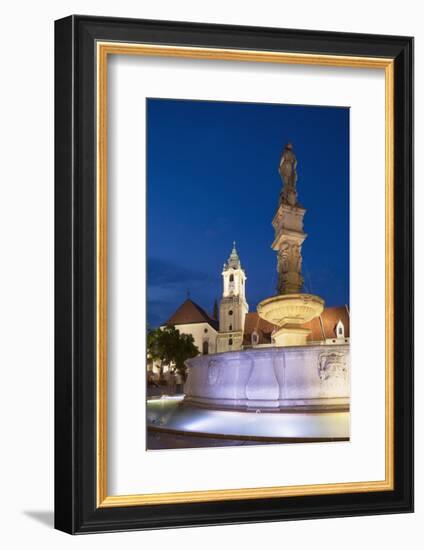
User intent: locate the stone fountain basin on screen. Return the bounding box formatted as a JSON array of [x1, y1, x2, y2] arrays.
[[257, 293, 325, 327], [185, 345, 349, 412], [147, 396, 349, 441]]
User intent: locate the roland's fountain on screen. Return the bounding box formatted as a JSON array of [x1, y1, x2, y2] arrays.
[[149, 144, 350, 442]]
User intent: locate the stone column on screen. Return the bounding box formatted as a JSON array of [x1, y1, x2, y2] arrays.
[[272, 203, 306, 295]]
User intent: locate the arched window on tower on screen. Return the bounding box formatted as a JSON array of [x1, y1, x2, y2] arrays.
[[202, 340, 209, 355], [229, 274, 234, 282], [228, 337, 233, 346]]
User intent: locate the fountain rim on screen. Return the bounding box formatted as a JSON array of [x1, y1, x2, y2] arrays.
[[185, 341, 349, 367], [257, 292, 325, 309]]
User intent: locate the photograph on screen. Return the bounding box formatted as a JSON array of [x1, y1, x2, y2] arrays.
[[146, 97, 350, 450]]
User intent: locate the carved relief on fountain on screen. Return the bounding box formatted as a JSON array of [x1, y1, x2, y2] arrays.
[[207, 359, 221, 386], [318, 351, 349, 396]]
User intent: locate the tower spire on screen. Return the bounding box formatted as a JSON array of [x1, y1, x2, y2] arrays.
[[227, 241, 241, 269]]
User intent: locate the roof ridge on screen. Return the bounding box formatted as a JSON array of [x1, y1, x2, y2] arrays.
[[187, 299, 214, 321], [165, 298, 217, 328]]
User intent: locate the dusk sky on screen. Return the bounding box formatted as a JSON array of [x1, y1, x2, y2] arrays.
[[147, 98, 349, 328]]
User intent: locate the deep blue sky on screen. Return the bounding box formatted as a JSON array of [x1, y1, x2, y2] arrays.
[[147, 98, 349, 328]]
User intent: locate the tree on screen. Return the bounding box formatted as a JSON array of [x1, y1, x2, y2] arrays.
[[147, 325, 199, 378]]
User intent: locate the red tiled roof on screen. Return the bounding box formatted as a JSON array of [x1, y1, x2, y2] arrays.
[[318, 305, 350, 340], [243, 305, 349, 344], [242, 312, 275, 345], [244, 312, 276, 334], [303, 316, 324, 341], [165, 299, 218, 330]]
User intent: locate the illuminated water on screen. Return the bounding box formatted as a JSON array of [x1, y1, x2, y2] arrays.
[[147, 396, 349, 440]]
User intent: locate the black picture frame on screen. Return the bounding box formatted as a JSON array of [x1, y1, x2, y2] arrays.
[[55, 15, 414, 534]]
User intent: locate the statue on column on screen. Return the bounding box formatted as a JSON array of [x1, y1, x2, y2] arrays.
[[274, 143, 305, 294], [257, 141, 325, 346], [279, 142, 298, 206]]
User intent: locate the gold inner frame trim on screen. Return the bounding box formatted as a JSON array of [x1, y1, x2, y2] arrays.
[[96, 42, 395, 508]]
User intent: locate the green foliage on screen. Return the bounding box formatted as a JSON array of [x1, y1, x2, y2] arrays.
[[147, 325, 199, 377]]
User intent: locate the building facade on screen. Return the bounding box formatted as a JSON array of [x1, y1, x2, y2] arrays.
[[165, 299, 219, 355]]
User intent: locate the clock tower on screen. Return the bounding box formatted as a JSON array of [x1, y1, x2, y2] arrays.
[[216, 242, 249, 352]]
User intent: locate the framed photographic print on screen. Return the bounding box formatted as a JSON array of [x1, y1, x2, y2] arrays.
[[54, 15, 414, 533]]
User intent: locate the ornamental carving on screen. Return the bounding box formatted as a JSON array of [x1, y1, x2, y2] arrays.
[[207, 360, 221, 386], [318, 352, 347, 384]]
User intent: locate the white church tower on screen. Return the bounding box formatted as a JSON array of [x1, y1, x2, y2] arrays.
[[216, 242, 249, 352]]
